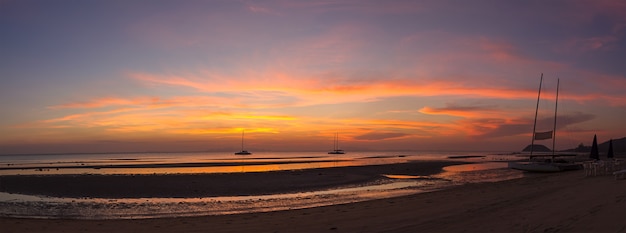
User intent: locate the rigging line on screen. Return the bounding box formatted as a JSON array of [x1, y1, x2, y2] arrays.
[[530, 73, 543, 159], [552, 78, 560, 159]]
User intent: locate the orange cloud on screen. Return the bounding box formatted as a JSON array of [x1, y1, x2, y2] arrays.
[[330, 118, 464, 139], [130, 70, 547, 105], [49, 97, 163, 109], [34, 104, 298, 137], [418, 105, 499, 118]]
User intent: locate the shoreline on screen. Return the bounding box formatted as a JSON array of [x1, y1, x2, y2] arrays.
[[1, 169, 624, 232], [0, 159, 344, 171]]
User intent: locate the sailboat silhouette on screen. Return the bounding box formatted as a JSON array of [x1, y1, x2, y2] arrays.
[[328, 132, 345, 154], [235, 130, 251, 155]]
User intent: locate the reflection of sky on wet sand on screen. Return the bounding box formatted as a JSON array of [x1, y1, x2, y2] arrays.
[[0, 180, 441, 219], [383, 174, 431, 179], [437, 163, 524, 184], [384, 162, 524, 186], [0, 159, 404, 175], [442, 162, 509, 173]]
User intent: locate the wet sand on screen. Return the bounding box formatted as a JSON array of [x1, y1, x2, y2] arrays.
[[2, 164, 626, 232]]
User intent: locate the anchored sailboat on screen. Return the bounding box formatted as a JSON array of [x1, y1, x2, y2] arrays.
[[235, 130, 251, 155], [508, 75, 581, 172], [328, 132, 345, 154]]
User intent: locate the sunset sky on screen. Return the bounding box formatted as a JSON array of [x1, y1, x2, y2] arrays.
[[1, 0, 625, 154]]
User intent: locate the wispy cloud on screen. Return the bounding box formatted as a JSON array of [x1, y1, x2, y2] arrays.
[[130, 70, 547, 103], [460, 112, 596, 139], [246, 3, 280, 15], [48, 97, 164, 109], [353, 132, 409, 140], [278, 0, 424, 14], [419, 104, 500, 118]]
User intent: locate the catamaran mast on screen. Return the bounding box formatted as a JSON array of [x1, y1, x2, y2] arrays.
[[530, 74, 543, 159], [552, 78, 560, 159], [241, 130, 245, 151]]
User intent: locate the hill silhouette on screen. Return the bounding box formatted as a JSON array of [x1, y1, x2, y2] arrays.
[[522, 137, 626, 155], [598, 137, 626, 154], [521, 144, 552, 152], [560, 137, 626, 155]]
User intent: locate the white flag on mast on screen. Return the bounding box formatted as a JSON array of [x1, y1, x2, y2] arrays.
[[534, 131, 553, 140]]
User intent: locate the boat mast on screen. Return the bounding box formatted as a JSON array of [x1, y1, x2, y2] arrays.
[[241, 130, 245, 151], [530, 73, 543, 159], [551, 78, 560, 159]]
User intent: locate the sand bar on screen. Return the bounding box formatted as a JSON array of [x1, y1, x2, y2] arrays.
[[0, 161, 462, 198]]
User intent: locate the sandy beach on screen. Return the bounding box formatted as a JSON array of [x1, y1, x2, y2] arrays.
[[1, 161, 625, 233]]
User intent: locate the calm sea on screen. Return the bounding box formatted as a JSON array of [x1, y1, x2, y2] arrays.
[[0, 151, 513, 175]]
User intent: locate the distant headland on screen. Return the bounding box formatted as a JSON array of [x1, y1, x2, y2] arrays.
[[523, 136, 626, 154]]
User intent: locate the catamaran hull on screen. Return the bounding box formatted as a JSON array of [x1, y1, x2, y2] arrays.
[[508, 162, 582, 172], [508, 162, 561, 172]]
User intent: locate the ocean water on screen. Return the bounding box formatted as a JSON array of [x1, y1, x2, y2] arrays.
[[0, 151, 513, 175], [0, 151, 524, 219]]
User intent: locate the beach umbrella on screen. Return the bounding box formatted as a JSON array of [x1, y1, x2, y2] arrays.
[[590, 134, 599, 160], [607, 139, 614, 159]]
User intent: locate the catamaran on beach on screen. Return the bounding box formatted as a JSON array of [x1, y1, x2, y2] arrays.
[[508, 74, 583, 172]]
